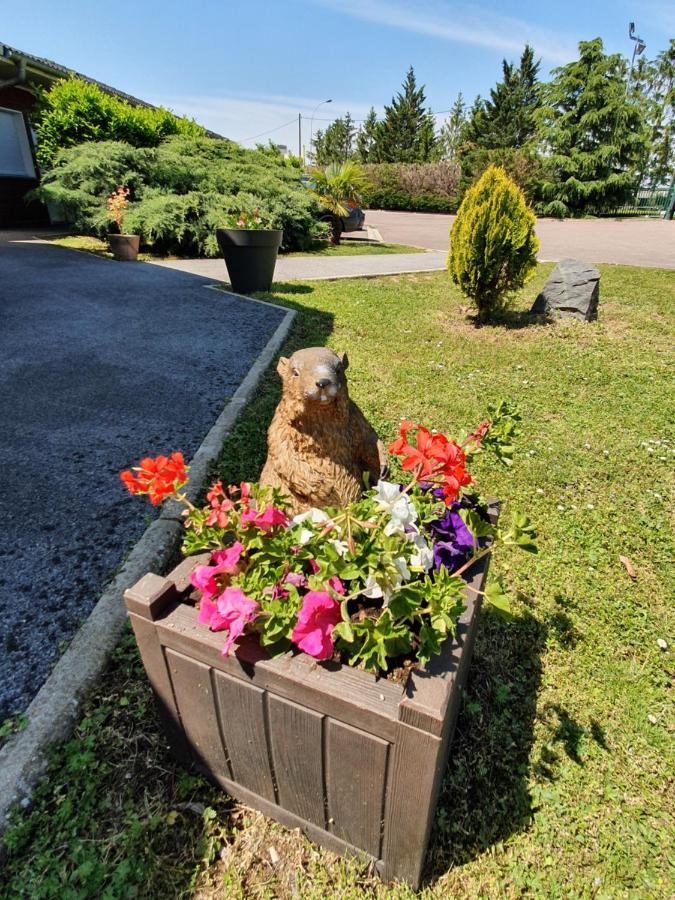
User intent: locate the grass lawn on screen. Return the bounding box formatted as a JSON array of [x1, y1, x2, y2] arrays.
[[2, 266, 673, 898], [43, 234, 424, 260]]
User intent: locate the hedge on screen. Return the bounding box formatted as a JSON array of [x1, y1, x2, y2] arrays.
[[361, 161, 460, 213], [34, 78, 206, 168], [34, 137, 325, 256]]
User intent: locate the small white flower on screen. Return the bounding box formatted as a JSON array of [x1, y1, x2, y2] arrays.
[[394, 556, 411, 582], [362, 574, 383, 599], [374, 480, 417, 535], [407, 532, 434, 571], [329, 539, 349, 558], [291, 507, 331, 544], [584, 443, 591, 450], [587, 503, 594, 510], [656, 638, 668, 650], [536, 488, 544, 495], [647, 714, 658, 725], [557, 505, 565, 512]]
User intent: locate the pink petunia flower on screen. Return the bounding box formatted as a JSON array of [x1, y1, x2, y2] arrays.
[[283, 571, 306, 588], [199, 586, 259, 656], [191, 542, 244, 601], [328, 576, 345, 595], [240, 506, 289, 532], [291, 591, 341, 660]]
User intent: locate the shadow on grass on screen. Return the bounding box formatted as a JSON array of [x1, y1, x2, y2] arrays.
[[425, 610, 545, 882], [468, 309, 550, 330]]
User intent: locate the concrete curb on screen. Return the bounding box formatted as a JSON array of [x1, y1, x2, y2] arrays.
[[0, 296, 295, 831]]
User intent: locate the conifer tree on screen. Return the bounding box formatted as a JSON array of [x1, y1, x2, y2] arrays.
[[465, 45, 541, 149], [633, 39, 675, 187], [312, 113, 356, 165], [538, 38, 648, 216], [355, 107, 379, 162], [372, 67, 437, 162], [437, 94, 466, 161]]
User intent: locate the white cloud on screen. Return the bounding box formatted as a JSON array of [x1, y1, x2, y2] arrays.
[[310, 0, 577, 64], [146, 90, 376, 149]]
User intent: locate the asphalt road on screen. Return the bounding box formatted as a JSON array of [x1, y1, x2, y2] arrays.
[[364, 210, 675, 269], [0, 236, 285, 719]]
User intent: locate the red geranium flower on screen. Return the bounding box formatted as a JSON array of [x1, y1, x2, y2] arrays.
[[120, 452, 188, 505], [389, 422, 472, 505]]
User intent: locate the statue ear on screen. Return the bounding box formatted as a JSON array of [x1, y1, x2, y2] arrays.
[[277, 357, 290, 377], [340, 352, 349, 371]]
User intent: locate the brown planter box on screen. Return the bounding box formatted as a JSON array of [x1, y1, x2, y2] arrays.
[[124, 505, 496, 888]]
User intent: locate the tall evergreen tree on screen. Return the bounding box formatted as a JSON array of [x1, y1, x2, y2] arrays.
[[436, 93, 466, 161], [372, 67, 437, 162], [312, 113, 356, 165], [633, 39, 675, 187], [465, 44, 541, 149], [537, 38, 648, 216], [355, 107, 379, 162]]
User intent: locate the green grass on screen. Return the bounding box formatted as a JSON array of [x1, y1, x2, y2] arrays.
[[2, 267, 673, 899], [44, 234, 424, 260]]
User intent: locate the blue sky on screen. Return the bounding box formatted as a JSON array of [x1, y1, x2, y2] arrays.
[[3, 0, 673, 152]]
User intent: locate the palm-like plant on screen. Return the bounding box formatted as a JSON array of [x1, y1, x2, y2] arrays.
[[308, 161, 370, 244]]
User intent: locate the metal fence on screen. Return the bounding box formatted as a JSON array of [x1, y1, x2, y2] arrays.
[[605, 185, 675, 218]]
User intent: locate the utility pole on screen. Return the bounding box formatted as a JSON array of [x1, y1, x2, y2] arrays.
[[298, 113, 302, 159]]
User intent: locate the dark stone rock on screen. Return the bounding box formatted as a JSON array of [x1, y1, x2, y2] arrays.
[[531, 258, 600, 322]]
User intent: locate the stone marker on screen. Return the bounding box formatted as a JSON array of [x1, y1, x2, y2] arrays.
[[531, 258, 600, 321]]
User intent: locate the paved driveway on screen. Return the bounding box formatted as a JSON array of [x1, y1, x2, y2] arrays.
[[0, 236, 285, 719], [365, 210, 675, 269]]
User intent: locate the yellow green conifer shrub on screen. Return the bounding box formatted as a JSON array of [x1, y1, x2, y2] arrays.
[[448, 165, 538, 319]]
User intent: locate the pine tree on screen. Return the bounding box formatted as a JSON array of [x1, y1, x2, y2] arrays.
[[538, 38, 649, 216], [465, 45, 541, 149], [355, 108, 379, 162], [436, 94, 466, 161], [312, 114, 356, 165], [372, 67, 437, 162]]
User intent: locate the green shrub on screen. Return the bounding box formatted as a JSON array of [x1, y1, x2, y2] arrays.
[[34, 78, 205, 168], [362, 162, 460, 212], [34, 137, 324, 255], [448, 165, 538, 320]]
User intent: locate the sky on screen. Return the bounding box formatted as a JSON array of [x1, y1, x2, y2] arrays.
[[3, 0, 673, 153]]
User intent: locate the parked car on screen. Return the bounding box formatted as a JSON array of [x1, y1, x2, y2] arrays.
[[341, 202, 365, 232], [301, 174, 366, 234]]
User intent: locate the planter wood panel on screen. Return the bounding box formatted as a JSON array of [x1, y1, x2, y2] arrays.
[[125, 506, 496, 888]]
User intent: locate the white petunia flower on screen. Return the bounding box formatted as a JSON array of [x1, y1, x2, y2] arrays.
[[374, 480, 418, 535], [291, 507, 332, 544], [362, 574, 383, 599], [329, 539, 349, 558], [407, 532, 434, 571]]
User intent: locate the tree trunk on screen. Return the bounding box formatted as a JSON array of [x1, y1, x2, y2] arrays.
[[330, 215, 342, 245]]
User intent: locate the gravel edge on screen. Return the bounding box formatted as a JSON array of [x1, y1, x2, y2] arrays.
[[0, 294, 295, 830]]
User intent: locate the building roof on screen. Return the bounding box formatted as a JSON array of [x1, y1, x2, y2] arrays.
[[0, 42, 224, 138]]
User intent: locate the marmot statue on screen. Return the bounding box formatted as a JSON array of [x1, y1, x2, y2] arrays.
[[260, 347, 387, 514]]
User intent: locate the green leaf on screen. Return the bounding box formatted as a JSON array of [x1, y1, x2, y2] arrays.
[[483, 577, 515, 621]]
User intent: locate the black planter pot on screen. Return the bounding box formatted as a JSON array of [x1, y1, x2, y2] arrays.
[[216, 228, 283, 294]]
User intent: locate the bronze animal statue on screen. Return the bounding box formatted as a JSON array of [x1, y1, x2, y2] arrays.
[[260, 347, 387, 514]]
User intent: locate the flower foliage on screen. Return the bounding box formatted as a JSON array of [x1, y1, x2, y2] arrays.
[[120, 403, 536, 675], [106, 186, 130, 231]]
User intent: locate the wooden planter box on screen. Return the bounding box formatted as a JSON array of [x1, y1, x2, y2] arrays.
[[124, 508, 495, 888]]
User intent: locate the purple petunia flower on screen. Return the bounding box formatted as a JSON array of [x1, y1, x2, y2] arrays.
[[428, 504, 475, 572]]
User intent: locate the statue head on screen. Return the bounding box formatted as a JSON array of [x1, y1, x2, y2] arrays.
[[277, 347, 350, 407]]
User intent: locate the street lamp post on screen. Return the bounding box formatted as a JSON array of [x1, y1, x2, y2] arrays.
[[308, 99, 332, 163]]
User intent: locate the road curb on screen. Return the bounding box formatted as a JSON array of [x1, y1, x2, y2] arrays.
[[0, 298, 295, 831]]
